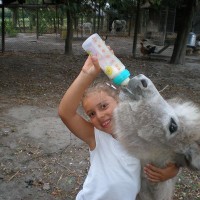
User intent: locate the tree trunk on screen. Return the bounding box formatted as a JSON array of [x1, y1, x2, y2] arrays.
[[12, 8, 18, 28], [170, 0, 198, 64], [64, 6, 73, 55], [93, 0, 97, 33], [36, 8, 39, 39], [128, 15, 132, 37], [132, 0, 141, 58], [162, 6, 169, 46], [2, 5, 5, 52], [22, 8, 26, 32], [97, 3, 101, 34]]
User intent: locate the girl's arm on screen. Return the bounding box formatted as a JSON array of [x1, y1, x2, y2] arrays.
[[143, 163, 180, 182], [58, 56, 101, 149]]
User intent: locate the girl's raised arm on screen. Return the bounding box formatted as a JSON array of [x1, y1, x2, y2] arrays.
[[58, 56, 101, 148]]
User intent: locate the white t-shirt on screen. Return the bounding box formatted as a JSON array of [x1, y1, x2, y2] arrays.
[[76, 128, 141, 200]]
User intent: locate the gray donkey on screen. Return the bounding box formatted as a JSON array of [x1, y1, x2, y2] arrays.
[[114, 74, 200, 200]]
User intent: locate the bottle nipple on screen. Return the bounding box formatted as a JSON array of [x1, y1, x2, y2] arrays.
[[113, 69, 130, 85]]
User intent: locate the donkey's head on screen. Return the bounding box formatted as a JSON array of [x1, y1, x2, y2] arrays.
[[114, 74, 200, 170]]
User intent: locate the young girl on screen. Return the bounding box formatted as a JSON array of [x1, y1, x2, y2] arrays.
[[58, 55, 179, 200]]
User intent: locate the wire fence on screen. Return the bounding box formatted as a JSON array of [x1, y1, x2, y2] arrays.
[[0, 5, 179, 57]]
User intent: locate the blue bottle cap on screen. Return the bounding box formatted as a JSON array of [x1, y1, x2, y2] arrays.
[[113, 69, 130, 85]]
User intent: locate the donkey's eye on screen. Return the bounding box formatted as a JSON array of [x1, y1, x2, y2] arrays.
[[169, 118, 178, 134]]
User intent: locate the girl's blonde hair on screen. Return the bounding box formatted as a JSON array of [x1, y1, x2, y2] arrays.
[[82, 81, 120, 103]]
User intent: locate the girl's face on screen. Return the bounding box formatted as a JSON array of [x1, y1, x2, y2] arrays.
[[83, 91, 118, 135]]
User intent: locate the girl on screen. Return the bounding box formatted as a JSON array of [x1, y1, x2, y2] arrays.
[[58, 55, 179, 200]]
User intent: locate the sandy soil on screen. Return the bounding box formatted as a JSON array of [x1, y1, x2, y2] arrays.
[[0, 36, 200, 200]]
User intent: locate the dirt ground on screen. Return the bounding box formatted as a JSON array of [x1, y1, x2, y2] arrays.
[[0, 36, 200, 200]]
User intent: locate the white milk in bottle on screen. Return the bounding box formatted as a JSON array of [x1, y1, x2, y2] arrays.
[[82, 33, 130, 85]]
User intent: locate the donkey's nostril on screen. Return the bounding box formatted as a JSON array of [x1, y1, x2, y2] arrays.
[[141, 79, 148, 88]]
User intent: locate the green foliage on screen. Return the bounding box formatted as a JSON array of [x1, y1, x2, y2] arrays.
[[3, 8, 12, 18], [25, 0, 43, 4], [38, 8, 56, 34], [106, 0, 137, 19], [108, 0, 137, 11], [38, 18, 48, 35], [107, 0, 199, 15], [158, 0, 199, 8], [5, 21, 18, 37]]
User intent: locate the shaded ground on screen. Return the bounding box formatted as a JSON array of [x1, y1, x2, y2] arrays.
[[0, 36, 200, 200]]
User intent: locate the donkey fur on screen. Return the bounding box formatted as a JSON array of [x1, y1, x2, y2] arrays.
[[114, 74, 200, 200]]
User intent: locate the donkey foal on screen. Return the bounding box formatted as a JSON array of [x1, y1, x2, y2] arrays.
[[114, 74, 200, 200]]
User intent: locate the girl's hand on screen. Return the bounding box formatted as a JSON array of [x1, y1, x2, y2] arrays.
[[82, 46, 113, 76], [144, 163, 179, 182], [82, 55, 101, 76]]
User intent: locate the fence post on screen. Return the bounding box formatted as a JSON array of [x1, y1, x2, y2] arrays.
[[2, 4, 5, 52]]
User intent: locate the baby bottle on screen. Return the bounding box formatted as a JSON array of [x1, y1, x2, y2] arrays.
[[82, 33, 130, 85]]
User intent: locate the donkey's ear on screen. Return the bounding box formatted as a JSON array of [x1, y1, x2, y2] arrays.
[[169, 99, 200, 141], [169, 100, 200, 124]]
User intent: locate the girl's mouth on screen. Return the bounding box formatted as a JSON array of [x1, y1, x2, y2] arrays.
[[101, 119, 111, 128]]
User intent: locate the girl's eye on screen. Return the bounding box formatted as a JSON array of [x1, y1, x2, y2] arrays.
[[88, 112, 95, 118], [100, 103, 108, 110]]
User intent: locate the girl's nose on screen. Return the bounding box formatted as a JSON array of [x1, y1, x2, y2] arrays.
[[96, 111, 104, 119]]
